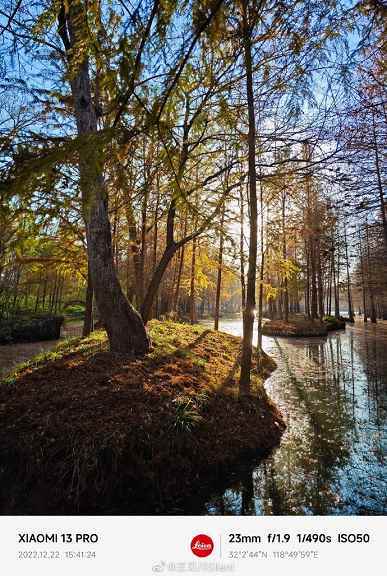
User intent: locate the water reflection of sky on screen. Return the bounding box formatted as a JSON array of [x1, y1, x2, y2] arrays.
[[201, 319, 387, 515]]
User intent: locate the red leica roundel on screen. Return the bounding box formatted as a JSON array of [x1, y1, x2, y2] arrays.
[[190, 534, 214, 557]]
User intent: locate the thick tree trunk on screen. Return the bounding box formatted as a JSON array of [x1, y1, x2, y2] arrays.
[[240, 0, 258, 395], [58, 3, 149, 355]]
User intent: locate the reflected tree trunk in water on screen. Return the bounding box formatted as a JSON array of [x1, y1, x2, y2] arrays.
[[240, 469, 255, 515], [358, 228, 368, 322], [365, 221, 377, 323], [344, 219, 354, 321]]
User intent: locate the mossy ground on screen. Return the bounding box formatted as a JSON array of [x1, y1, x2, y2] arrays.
[[0, 321, 284, 514]]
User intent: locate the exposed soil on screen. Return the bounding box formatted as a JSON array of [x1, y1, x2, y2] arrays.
[[0, 321, 284, 514]]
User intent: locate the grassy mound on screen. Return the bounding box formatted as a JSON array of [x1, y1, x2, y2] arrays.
[[0, 321, 284, 514]]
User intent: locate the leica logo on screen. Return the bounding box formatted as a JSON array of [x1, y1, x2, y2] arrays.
[[190, 534, 214, 558], [193, 541, 211, 550]]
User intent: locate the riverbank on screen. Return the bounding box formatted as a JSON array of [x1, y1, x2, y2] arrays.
[[0, 320, 83, 378], [262, 316, 347, 337], [0, 320, 284, 514]]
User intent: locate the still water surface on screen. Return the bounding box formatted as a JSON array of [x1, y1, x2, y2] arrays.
[[199, 318, 386, 515]]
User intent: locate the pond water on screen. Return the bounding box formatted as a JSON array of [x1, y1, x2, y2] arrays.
[[198, 318, 387, 515], [0, 321, 82, 378]]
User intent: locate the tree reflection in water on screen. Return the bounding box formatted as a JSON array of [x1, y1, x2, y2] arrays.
[[204, 321, 387, 515]]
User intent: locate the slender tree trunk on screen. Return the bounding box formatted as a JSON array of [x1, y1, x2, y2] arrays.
[[58, 4, 149, 354], [40, 274, 47, 311], [82, 263, 94, 336], [358, 228, 368, 322], [240, 0, 258, 395], [55, 275, 64, 313], [304, 240, 310, 317], [372, 110, 387, 251], [281, 191, 289, 323], [34, 275, 42, 312], [239, 178, 246, 310], [257, 179, 265, 353], [310, 239, 318, 319], [173, 214, 187, 314], [112, 195, 119, 270], [138, 181, 149, 307], [152, 177, 160, 318], [333, 238, 340, 318], [331, 245, 338, 318], [365, 222, 377, 323], [316, 237, 324, 319], [214, 204, 225, 330], [49, 273, 58, 312], [126, 201, 143, 309], [343, 220, 354, 321], [141, 243, 179, 322], [327, 249, 333, 316], [190, 237, 197, 324]]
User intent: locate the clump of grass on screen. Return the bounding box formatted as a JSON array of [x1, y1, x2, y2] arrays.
[[192, 357, 207, 369], [174, 348, 192, 360], [172, 394, 204, 432]]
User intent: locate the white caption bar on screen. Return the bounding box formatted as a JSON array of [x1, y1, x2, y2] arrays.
[[1, 515, 385, 575]]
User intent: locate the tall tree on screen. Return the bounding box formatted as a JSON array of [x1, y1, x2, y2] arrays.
[[239, 0, 258, 395], [57, 0, 150, 354]]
